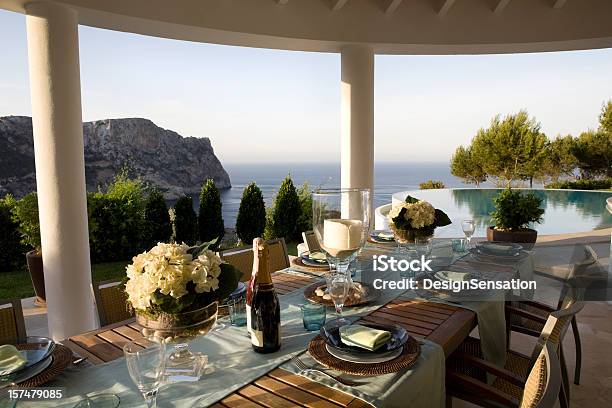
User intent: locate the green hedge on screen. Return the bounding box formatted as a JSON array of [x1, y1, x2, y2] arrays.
[[0, 195, 26, 272], [174, 195, 198, 245], [545, 178, 612, 190], [144, 189, 172, 247], [198, 179, 224, 248], [419, 180, 446, 189], [236, 182, 266, 245]]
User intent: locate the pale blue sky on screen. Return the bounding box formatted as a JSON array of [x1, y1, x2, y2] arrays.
[[1, 9, 611, 164]]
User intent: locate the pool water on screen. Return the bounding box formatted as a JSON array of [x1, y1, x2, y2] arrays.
[[392, 189, 612, 238]]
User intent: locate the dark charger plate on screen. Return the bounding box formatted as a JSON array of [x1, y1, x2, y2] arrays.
[[320, 321, 409, 356]]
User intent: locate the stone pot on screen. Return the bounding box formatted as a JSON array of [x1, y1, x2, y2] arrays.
[[487, 226, 537, 244], [26, 250, 45, 306]]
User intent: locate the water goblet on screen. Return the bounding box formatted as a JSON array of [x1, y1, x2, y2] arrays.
[[229, 298, 247, 327], [300, 303, 326, 331], [123, 341, 166, 408], [327, 272, 351, 324], [414, 236, 433, 259], [461, 219, 475, 247]]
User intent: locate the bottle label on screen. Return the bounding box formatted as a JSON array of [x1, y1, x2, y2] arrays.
[[251, 329, 264, 347], [246, 304, 252, 334]]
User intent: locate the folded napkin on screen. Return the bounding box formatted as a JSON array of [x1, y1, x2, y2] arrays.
[[340, 324, 392, 352], [0, 344, 26, 376], [435, 270, 471, 282], [309, 251, 327, 261]]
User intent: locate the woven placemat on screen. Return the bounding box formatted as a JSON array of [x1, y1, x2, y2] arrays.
[[15, 343, 73, 387], [290, 257, 329, 273], [308, 335, 420, 376], [303, 281, 381, 307]]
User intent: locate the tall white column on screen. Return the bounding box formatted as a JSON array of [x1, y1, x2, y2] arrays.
[[26, 2, 97, 340], [340, 45, 374, 219]]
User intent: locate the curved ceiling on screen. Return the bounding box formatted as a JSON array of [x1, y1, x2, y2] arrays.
[[2, 0, 612, 54]]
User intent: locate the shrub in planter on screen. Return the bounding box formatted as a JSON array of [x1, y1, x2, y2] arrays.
[[0, 195, 26, 272], [144, 189, 172, 247], [198, 179, 224, 249], [174, 195, 198, 245], [419, 180, 446, 190], [268, 176, 301, 241], [11, 192, 44, 304], [488, 188, 545, 243], [236, 182, 266, 245]]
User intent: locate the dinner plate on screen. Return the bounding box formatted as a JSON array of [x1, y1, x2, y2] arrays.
[[300, 251, 328, 267], [325, 344, 403, 364], [9, 337, 56, 375], [475, 241, 522, 257], [369, 230, 395, 243], [320, 322, 409, 355]]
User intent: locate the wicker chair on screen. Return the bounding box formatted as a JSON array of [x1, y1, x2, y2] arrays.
[[447, 342, 561, 408], [511, 246, 597, 385], [0, 299, 27, 345], [92, 280, 134, 326], [302, 231, 321, 253], [447, 297, 584, 408], [219, 238, 290, 282]]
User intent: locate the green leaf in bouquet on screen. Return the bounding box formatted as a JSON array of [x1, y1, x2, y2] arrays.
[[187, 237, 219, 258], [434, 209, 452, 227], [215, 263, 241, 302], [404, 195, 419, 204]]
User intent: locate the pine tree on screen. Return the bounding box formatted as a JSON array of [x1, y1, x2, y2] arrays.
[[236, 182, 266, 244], [173, 195, 197, 245], [198, 179, 224, 249], [270, 175, 301, 241], [144, 189, 172, 247]]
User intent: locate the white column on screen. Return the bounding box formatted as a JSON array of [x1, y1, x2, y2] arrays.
[[340, 45, 375, 219], [26, 2, 97, 340]]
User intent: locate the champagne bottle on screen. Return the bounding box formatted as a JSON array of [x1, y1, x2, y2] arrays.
[[249, 238, 281, 353]]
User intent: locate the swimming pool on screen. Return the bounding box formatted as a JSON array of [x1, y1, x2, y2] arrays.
[[391, 189, 612, 238]]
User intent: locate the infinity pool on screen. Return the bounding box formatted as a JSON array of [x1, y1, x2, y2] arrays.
[[392, 189, 612, 238]]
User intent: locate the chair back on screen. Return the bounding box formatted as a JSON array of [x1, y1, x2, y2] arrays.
[[0, 299, 26, 344], [520, 342, 562, 408], [219, 238, 290, 282], [302, 231, 321, 253], [93, 280, 134, 326], [531, 299, 584, 364]]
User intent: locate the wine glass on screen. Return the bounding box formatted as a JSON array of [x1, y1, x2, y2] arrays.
[[312, 188, 370, 276], [327, 272, 351, 323], [461, 219, 475, 247], [72, 394, 120, 408], [124, 342, 166, 408]]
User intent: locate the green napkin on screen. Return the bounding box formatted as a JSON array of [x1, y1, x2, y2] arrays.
[[0, 344, 26, 376], [435, 270, 471, 282], [339, 324, 392, 351]]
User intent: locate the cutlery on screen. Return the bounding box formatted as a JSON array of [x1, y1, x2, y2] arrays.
[[290, 355, 361, 386], [73, 356, 88, 366]]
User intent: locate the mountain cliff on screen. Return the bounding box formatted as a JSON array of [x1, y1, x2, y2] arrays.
[[0, 116, 231, 199]]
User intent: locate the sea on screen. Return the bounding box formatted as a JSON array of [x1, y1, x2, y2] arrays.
[[216, 162, 468, 228]]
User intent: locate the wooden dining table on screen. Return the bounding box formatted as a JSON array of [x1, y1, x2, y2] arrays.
[[60, 270, 476, 407]]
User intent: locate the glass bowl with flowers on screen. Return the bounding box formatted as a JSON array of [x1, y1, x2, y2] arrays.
[[387, 195, 452, 248], [124, 240, 240, 381]]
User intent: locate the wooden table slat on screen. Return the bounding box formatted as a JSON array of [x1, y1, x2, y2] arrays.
[[255, 375, 343, 407], [238, 384, 302, 408], [221, 393, 266, 408], [267, 369, 356, 406]]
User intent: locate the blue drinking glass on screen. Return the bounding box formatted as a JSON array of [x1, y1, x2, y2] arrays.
[[301, 304, 326, 331]]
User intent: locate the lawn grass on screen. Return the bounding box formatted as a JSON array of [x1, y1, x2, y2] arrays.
[[0, 261, 129, 300], [0, 242, 299, 300]]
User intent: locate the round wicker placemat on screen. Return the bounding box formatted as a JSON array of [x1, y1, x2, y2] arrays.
[[308, 335, 420, 376], [303, 282, 381, 307], [15, 343, 73, 387], [291, 257, 329, 272]]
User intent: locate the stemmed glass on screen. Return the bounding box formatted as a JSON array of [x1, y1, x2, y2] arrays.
[[312, 188, 370, 276], [326, 272, 351, 324], [461, 219, 475, 247], [124, 342, 166, 408]]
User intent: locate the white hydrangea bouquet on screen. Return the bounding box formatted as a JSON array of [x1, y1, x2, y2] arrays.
[[125, 241, 240, 333], [388, 195, 451, 243]]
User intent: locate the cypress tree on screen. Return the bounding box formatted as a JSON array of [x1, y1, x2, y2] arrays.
[[174, 195, 197, 245], [270, 175, 301, 241], [144, 189, 172, 247], [236, 182, 266, 244], [198, 179, 224, 249]]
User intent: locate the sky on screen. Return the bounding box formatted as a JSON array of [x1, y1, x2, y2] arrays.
[[1, 9, 612, 165]]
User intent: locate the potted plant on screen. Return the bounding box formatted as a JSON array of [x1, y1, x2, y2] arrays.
[[387, 195, 451, 246], [488, 188, 544, 244], [12, 193, 44, 306], [125, 240, 240, 376]]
